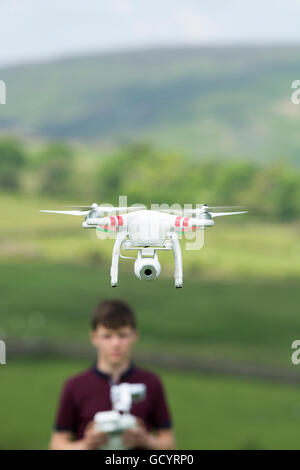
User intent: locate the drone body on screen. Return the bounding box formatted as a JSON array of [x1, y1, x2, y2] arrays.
[[41, 204, 247, 288]]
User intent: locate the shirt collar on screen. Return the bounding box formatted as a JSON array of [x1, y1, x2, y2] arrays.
[[92, 361, 135, 383]]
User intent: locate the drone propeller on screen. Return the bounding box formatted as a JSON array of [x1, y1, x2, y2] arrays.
[[210, 211, 248, 217], [41, 202, 98, 215], [200, 204, 243, 211], [65, 206, 97, 210], [196, 205, 247, 217], [64, 204, 142, 213], [160, 204, 245, 216], [41, 203, 144, 216], [40, 210, 91, 216]]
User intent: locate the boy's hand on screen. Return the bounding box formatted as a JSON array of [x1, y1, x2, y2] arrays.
[[82, 421, 109, 450], [122, 418, 149, 449]]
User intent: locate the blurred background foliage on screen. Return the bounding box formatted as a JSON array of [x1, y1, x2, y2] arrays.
[[1, 137, 300, 221]]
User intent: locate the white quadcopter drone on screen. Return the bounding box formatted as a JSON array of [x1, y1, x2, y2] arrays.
[[41, 203, 247, 288]]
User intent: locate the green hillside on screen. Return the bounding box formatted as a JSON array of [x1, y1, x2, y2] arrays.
[[1, 46, 300, 161]]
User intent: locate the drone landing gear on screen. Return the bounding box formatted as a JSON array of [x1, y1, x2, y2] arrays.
[[110, 232, 127, 288], [171, 233, 183, 289], [110, 232, 183, 288]]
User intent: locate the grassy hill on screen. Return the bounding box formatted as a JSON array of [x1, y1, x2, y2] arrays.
[[1, 46, 300, 161]]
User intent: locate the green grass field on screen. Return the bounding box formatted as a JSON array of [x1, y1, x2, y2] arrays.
[[1, 193, 300, 449], [1, 358, 300, 450], [0, 259, 299, 368]]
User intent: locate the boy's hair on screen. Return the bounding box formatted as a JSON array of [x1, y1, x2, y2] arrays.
[[91, 299, 137, 330]]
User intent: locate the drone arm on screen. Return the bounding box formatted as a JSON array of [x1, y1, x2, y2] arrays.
[[86, 216, 111, 225], [172, 216, 214, 229], [188, 217, 214, 227], [86, 215, 126, 227]]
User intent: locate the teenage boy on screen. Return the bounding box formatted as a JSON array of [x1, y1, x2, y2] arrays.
[[50, 299, 175, 450]]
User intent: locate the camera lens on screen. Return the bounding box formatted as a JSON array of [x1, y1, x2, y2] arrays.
[[145, 269, 152, 276]]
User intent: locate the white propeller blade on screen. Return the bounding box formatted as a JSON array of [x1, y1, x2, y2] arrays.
[[40, 210, 90, 216], [100, 206, 143, 213], [159, 206, 244, 216], [63, 206, 144, 213], [210, 211, 248, 217]]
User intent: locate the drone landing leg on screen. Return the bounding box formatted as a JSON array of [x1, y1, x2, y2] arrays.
[[110, 233, 126, 287], [171, 233, 183, 288]]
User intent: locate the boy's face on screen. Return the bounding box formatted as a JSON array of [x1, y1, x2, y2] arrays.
[[90, 325, 138, 366]]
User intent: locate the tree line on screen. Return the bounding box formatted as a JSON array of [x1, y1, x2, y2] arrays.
[[0, 137, 299, 221]]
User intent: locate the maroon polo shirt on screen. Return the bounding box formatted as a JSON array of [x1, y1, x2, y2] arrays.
[[54, 363, 172, 440]]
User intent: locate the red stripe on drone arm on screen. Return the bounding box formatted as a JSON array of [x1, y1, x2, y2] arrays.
[[183, 217, 189, 227], [175, 216, 181, 227], [110, 216, 116, 226], [116, 216, 124, 226]]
